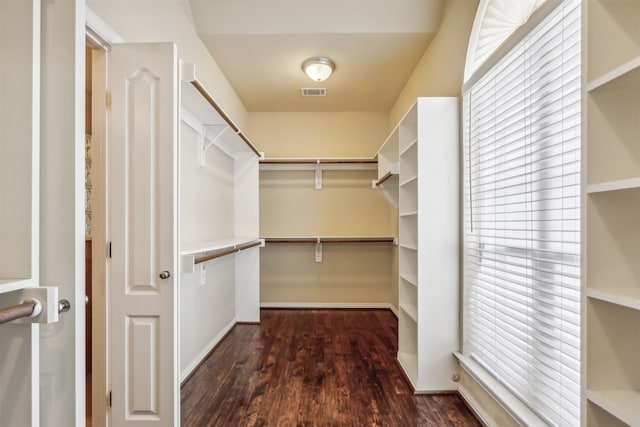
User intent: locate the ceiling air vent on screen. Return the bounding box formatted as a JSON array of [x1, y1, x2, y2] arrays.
[[301, 88, 327, 97]]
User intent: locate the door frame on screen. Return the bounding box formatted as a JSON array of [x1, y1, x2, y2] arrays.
[[85, 9, 123, 427]]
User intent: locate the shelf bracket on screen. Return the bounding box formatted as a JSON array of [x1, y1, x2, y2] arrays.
[[315, 239, 323, 263], [315, 160, 323, 190], [198, 124, 229, 167]]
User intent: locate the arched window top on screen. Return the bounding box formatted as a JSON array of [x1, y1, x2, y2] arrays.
[[464, 0, 547, 83]]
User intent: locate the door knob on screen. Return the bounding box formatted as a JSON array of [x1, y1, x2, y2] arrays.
[[159, 270, 171, 280], [58, 299, 71, 314]]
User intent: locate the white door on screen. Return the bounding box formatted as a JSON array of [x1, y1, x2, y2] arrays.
[[0, 1, 41, 423], [1, 1, 80, 426], [108, 43, 179, 426]]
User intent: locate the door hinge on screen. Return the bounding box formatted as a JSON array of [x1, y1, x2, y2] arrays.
[[106, 92, 112, 110], [108, 242, 112, 258], [109, 391, 112, 407]]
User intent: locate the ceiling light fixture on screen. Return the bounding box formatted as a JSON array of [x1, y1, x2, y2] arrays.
[[302, 57, 335, 82]]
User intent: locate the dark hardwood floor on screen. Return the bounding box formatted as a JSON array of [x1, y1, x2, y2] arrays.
[[181, 309, 482, 427]]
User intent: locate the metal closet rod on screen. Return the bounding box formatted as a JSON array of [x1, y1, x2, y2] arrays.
[[0, 298, 70, 325], [194, 241, 262, 265], [190, 80, 261, 157], [264, 237, 395, 244], [260, 158, 378, 165], [0, 301, 37, 325]]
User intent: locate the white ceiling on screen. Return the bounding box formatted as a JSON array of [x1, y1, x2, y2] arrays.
[[188, 0, 446, 112]]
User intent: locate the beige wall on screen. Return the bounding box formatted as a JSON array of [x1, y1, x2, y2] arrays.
[[88, 0, 249, 130], [260, 169, 396, 305], [247, 111, 388, 157], [389, 0, 479, 129], [261, 170, 394, 236], [253, 112, 397, 306]]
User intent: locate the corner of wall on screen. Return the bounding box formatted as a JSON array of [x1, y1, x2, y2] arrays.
[[387, 0, 479, 130], [87, 1, 250, 130]]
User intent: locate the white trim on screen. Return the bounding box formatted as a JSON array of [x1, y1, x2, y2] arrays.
[[457, 384, 499, 427], [85, 6, 124, 48], [180, 319, 236, 382], [463, 0, 564, 92], [463, 0, 491, 82], [260, 302, 397, 315], [83, 12, 121, 427], [454, 353, 548, 427]]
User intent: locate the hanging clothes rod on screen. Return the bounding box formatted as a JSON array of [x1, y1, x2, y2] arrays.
[[194, 240, 262, 265], [374, 171, 396, 186], [0, 300, 38, 325], [264, 237, 396, 244], [260, 158, 377, 165], [190, 80, 261, 157]]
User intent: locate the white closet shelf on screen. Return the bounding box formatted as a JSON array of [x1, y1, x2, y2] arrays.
[[400, 175, 418, 187], [587, 288, 640, 311], [399, 211, 418, 217], [0, 279, 34, 294], [400, 274, 418, 288], [181, 237, 263, 272], [263, 236, 396, 244], [181, 64, 262, 161], [399, 243, 418, 251], [375, 126, 400, 209], [587, 389, 640, 427], [587, 177, 640, 194], [587, 55, 640, 92], [399, 303, 418, 323], [399, 139, 418, 157], [374, 171, 398, 187], [259, 157, 377, 171]]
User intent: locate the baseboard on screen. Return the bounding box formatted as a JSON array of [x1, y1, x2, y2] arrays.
[[180, 319, 236, 385], [260, 302, 398, 313], [455, 353, 547, 427], [457, 385, 495, 427]]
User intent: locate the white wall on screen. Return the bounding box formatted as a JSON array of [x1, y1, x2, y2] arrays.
[[180, 125, 234, 246], [179, 117, 237, 380], [88, 0, 249, 130], [180, 256, 236, 381]]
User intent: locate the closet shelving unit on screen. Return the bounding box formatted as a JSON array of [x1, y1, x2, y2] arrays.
[[179, 66, 261, 323], [262, 236, 396, 262], [584, 2, 640, 426], [388, 97, 459, 393], [259, 158, 377, 168], [373, 126, 400, 207], [181, 238, 263, 273], [259, 157, 377, 190], [263, 236, 395, 244]]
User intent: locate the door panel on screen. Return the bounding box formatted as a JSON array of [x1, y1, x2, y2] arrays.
[[0, 0, 40, 425], [109, 43, 179, 427]]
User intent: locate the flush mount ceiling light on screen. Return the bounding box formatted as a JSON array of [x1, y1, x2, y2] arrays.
[[302, 57, 335, 82]]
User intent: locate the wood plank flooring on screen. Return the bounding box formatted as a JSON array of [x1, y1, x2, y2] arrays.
[[181, 309, 482, 427]]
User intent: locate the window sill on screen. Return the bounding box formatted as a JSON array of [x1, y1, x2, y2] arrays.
[[454, 352, 549, 427]]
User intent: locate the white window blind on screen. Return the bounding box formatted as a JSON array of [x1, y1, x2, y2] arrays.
[[462, 1, 581, 426]]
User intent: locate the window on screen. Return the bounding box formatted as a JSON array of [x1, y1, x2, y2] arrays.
[[462, 1, 581, 426]]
